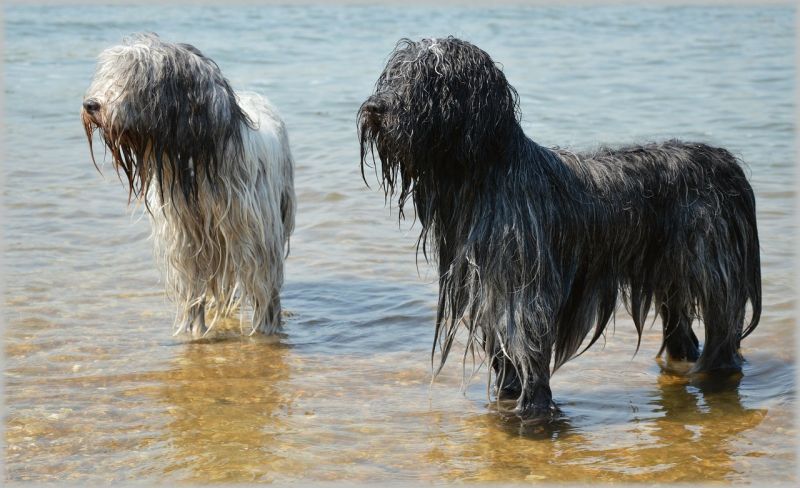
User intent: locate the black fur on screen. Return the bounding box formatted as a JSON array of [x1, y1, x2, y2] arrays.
[[358, 37, 761, 418]]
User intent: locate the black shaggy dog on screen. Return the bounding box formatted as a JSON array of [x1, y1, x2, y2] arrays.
[[358, 37, 761, 418]]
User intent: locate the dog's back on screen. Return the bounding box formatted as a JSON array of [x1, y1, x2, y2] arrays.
[[233, 91, 296, 243], [550, 140, 761, 371]]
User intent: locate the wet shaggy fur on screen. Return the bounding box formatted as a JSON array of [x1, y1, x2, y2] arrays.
[[358, 37, 761, 418], [82, 33, 295, 337]]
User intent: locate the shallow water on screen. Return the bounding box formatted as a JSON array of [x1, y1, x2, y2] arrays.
[[3, 4, 796, 483]]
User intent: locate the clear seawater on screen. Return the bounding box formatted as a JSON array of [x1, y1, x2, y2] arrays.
[[3, 4, 795, 483]]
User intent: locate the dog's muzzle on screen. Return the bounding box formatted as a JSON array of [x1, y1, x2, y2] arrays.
[[82, 98, 102, 127], [360, 97, 387, 129]]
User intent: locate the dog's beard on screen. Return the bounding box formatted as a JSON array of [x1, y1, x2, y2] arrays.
[[83, 113, 150, 204]]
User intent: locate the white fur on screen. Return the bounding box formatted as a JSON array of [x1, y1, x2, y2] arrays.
[[148, 92, 295, 336]]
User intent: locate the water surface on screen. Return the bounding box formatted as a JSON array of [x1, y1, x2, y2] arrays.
[[3, 4, 796, 483]]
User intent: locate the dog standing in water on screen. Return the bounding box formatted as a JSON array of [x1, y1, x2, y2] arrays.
[[82, 33, 295, 337], [358, 37, 761, 418]]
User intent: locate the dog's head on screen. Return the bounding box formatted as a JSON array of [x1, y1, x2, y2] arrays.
[[358, 37, 520, 217], [82, 33, 251, 204]]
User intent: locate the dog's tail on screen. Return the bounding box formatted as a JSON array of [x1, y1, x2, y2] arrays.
[[701, 146, 762, 344], [740, 176, 762, 339]]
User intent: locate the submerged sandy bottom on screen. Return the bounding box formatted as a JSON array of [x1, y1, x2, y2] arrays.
[[4, 4, 796, 483]]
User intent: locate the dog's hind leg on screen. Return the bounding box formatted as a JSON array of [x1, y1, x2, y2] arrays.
[[265, 289, 283, 334], [252, 286, 282, 335], [691, 255, 746, 373], [657, 288, 700, 362], [692, 295, 745, 374]]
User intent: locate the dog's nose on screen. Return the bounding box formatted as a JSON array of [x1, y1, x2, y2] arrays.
[[361, 98, 386, 117], [360, 97, 387, 128], [83, 99, 101, 113]]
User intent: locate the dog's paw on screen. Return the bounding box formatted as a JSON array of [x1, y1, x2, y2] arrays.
[[514, 400, 560, 420]]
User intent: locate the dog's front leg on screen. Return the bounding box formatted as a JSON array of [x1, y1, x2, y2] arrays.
[[492, 350, 523, 400], [185, 300, 207, 338], [514, 339, 558, 419], [516, 376, 556, 419]]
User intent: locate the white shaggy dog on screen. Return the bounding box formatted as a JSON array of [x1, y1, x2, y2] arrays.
[[82, 33, 295, 337]]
